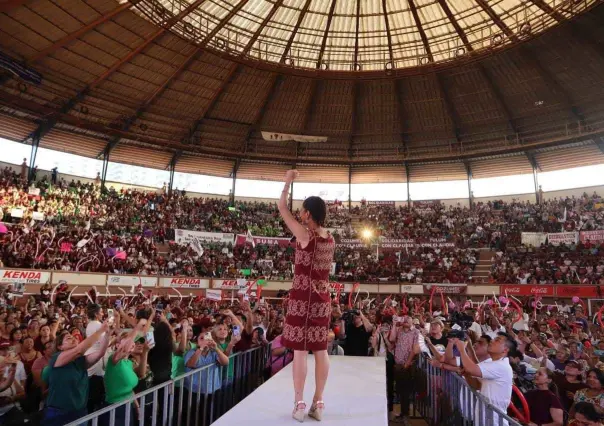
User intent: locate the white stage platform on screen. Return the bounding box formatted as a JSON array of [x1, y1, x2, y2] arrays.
[[213, 355, 387, 426]]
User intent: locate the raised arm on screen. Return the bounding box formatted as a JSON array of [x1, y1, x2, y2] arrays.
[[358, 310, 373, 333], [277, 170, 309, 246], [55, 321, 109, 368]]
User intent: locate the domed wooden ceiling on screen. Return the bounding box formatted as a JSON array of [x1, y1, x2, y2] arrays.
[[0, 0, 603, 183]]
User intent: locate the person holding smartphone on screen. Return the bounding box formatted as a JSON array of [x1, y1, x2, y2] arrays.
[[183, 332, 229, 426]]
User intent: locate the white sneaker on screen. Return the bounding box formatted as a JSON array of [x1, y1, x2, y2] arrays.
[[292, 401, 306, 423]]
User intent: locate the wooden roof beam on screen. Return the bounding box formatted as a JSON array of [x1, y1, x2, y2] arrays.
[[382, 0, 394, 64], [27, 0, 143, 63], [98, 46, 202, 158], [521, 45, 585, 122], [440, 0, 517, 134], [436, 73, 462, 143], [0, 0, 28, 13], [280, 0, 312, 63], [407, 0, 433, 62], [25, 0, 206, 144], [184, 63, 240, 144], [241, 0, 284, 56], [243, 73, 283, 154], [354, 0, 361, 66], [349, 82, 359, 160], [316, 0, 338, 68], [298, 79, 319, 159], [527, 0, 564, 23], [393, 79, 408, 157]]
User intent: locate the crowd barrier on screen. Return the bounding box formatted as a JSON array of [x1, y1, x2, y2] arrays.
[[413, 354, 521, 426], [66, 344, 272, 426]]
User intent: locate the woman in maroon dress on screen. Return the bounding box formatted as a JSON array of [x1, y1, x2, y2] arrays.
[[278, 170, 335, 423]]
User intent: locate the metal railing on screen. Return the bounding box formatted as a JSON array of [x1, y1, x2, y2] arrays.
[[66, 344, 272, 426], [413, 354, 522, 426]]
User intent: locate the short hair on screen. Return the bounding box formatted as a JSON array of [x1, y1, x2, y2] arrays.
[[87, 304, 101, 320], [574, 402, 603, 421], [480, 335, 492, 344], [586, 368, 604, 387], [497, 332, 517, 353]]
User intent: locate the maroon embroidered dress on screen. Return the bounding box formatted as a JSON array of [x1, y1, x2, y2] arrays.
[[283, 230, 335, 351]]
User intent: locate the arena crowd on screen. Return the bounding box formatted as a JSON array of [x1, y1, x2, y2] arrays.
[[1, 164, 604, 425]]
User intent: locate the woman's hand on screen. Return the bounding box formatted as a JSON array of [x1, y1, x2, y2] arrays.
[[284, 170, 299, 184]]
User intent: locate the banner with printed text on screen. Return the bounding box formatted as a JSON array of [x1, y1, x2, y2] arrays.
[[206, 289, 222, 301], [555, 285, 602, 298], [579, 230, 604, 244], [547, 232, 578, 246], [499, 284, 554, 297], [235, 234, 294, 248], [336, 237, 455, 250], [0, 269, 51, 284], [213, 279, 253, 291], [107, 275, 157, 287], [367, 201, 395, 206], [521, 232, 547, 247], [423, 284, 466, 295], [160, 277, 210, 288], [174, 229, 235, 245]]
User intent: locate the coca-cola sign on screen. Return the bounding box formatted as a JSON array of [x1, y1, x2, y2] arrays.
[[500, 285, 554, 296]]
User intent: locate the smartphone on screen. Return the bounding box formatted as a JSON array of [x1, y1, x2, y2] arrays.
[[146, 331, 155, 348], [156, 304, 163, 312], [232, 325, 241, 337], [115, 299, 122, 309], [204, 332, 213, 341]]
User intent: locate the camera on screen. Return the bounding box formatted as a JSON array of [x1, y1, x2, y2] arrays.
[[447, 329, 466, 341], [341, 310, 360, 324]]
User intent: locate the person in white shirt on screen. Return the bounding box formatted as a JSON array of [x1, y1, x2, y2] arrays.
[[85, 303, 106, 413], [454, 333, 515, 425]]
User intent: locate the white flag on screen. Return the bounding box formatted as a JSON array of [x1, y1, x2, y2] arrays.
[[246, 229, 255, 248], [76, 238, 89, 248]]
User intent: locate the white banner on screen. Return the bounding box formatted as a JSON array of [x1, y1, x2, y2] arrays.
[[400, 284, 424, 294], [10, 208, 23, 218], [547, 232, 578, 246], [206, 289, 222, 301], [106, 275, 157, 287], [213, 279, 251, 290], [32, 212, 45, 221], [0, 269, 51, 284], [261, 131, 327, 143], [159, 277, 210, 288], [28, 187, 40, 196], [174, 229, 235, 245], [521, 232, 547, 247]]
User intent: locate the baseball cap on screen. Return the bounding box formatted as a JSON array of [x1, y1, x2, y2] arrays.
[[566, 360, 581, 369]]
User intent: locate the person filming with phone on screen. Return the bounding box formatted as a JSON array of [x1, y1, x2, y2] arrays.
[[183, 331, 229, 426], [451, 332, 515, 424], [340, 310, 373, 356]]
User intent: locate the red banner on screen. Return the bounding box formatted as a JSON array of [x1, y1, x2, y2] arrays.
[[235, 234, 294, 248], [555, 285, 603, 298], [580, 230, 604, 244], [500, 285, 554, 296], [423, 284, 466, 295]]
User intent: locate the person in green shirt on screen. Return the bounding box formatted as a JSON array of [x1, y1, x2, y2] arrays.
[[101, 321, 147, 426], [43, 322, 111, 426]]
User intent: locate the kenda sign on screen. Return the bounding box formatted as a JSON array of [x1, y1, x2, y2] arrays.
[[0, 270, 51, 284], [159, 277, 210, 288]]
